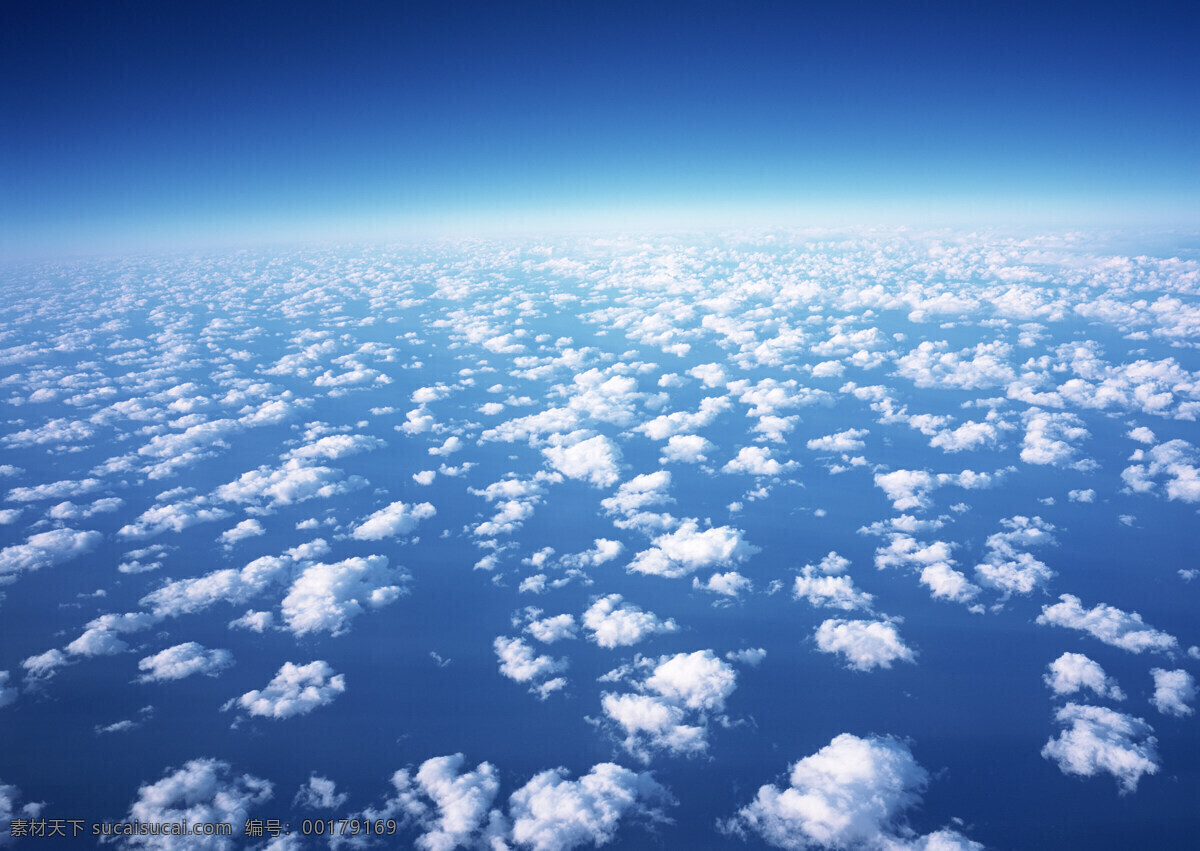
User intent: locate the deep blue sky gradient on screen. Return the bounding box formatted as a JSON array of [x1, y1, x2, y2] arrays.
[[3, 0, 1198, 255]]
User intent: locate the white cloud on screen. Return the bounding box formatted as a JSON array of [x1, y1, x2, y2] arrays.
[[722, 446, 786, 477], [0, 528, 102, 585], [350, 753, 673, 851], [1068, 488, 1096, 503], [725, 648, 767, 666], [693, 571, 753, 599], [629, 520, 759, 579], [635, 396, 730, 440], [973, 516, 1056, 597], [228, 610, 273, 632], [218, 519, 265, 548], [660, 434, 712, 464], [1044, 653, 1125, 700], [282, 555, 408, 637], [873, 469, 1000, 512], [542, 433, 621, 488], [1037, 594, 1177, 654], [0, 671, 16, 709], [644, 650, 737, 713], [361, 754, 501, 851], [794, 568, 874, 612], [6, 477, 103, 502], [351, 501, 436, 540], [525, 614, 578, 644], [1021, 409, 1090, 467], [116, 758, 272, 849], [137, 643, 233, 683], [814, 619, 916, 671], [293, 775, 348, 811], [601, 472, 673, 527], [929, 421, 998, 453], [230, 661, 346, 719], [560, 538, 624, 568], [601, 650, 738, 761], [21, 648, 69, 681], [806, 429, 868, 453], [918, 562, 981, 605], [119, 497, 231, 539], [897, 339, 1015, 389], [1122, 439, 1200, 502], [215, 459, 366, 507], [285, 433, 385, 462], [140, 551, 294, 619], [723, 733, 981, 850], [494, 636, 568, 697], [1128, 427, 1156, 444], [508, 762, 674, 851], [873, 470, 937, 511], [1149, 668, 1195, 717], [582, 595, 678, 649], [1041, 703, 1158, 793]]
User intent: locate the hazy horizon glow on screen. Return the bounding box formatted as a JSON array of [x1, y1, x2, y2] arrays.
[[2, 0, 1198, 259]]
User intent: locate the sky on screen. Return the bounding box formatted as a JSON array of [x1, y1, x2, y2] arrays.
[[2, 0, 1199, 258]]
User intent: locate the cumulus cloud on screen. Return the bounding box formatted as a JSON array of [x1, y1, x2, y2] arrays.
[[601, 650, 737, 761], [1041, 703, 1158, 793], [973, 516, 1056, 597], [725, 648, 767, 666], [1044, 653, 1125, 701], [582, 595, 678, 648], [137, 643, 234, 683], [350, 755, 672, 851], [218, 519, 265, 548], [929, 420, 998, 453], [897, 339, 1015, 389], [354, 753, 502, 851], [660, 434, 712, 464], [1021, 409, 1090, 468], [119, 497, 231, 539], [494, 637, 568, 699], [1149, 668, 1196, 717], [692, 570, 753, 599], [0, 671, 16, 709], [1037, 594, 1177, 654], [793, 565, 874, 612], [601, 471, 674, 530], [542, 434, 621, 488], [229, 661, 346, 719], [6, 477, 103, 502], [282, 555, 408, 637], [814, 619, 916, 671], [294, 775, 348, 811], [559, 538, 624, 568], [1122, 439, 1200, 502], [351, 501, 436, 540], [0, 528, 102, 585], [215, 459, 366, 508], [524, 613, 578, 644], [629, 520, 759, 579], [806, 429, 868, 453], [873, 469, 1000, 512], [116, 758, 272, 849], [722, 446, 786, 477], [723, 733, 981, 849], [508, 762, 674, 851], [285, 433, 385, 462]]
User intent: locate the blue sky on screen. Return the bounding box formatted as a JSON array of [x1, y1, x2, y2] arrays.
[[2, 0, 1199, 257]]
